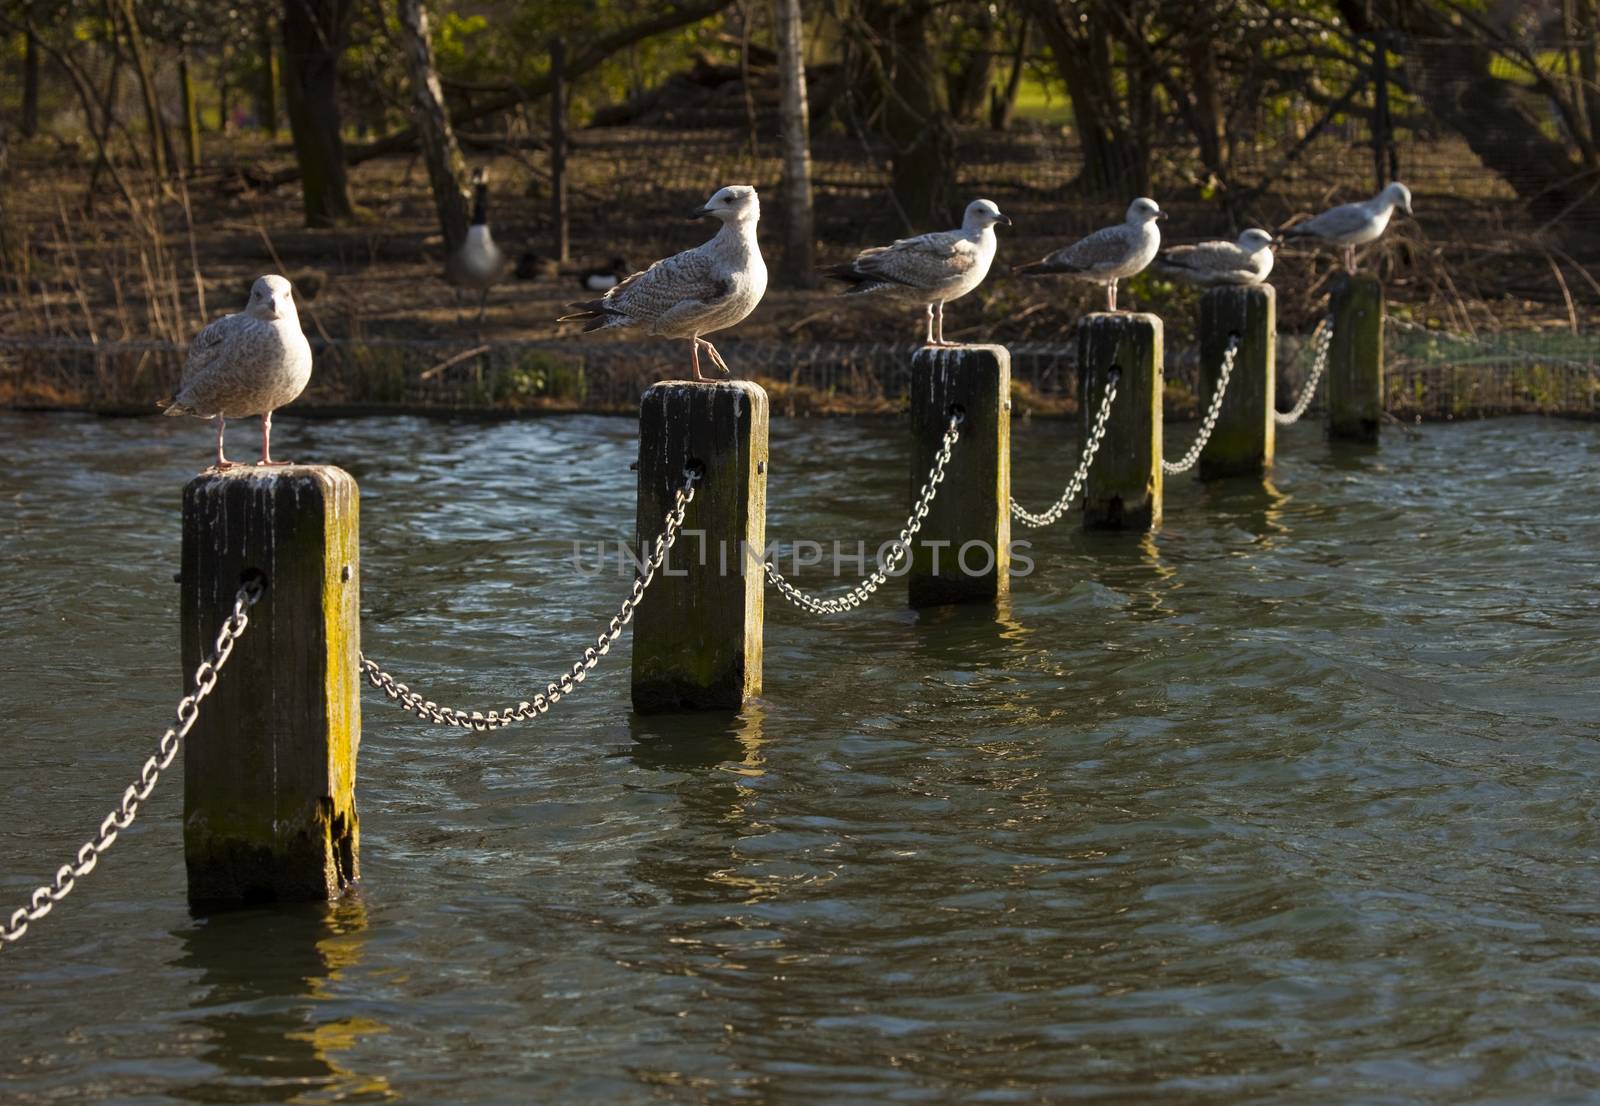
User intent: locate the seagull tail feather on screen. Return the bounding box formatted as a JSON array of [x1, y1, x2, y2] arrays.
[[558, 299, 631, 332], [158, 396, 195, 416]]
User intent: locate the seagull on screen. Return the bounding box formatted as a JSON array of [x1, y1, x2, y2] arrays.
[[161, 275, 312, 469], [1014, 197, 1164, 312], [1281, 182, 1412, 272], [558, 185, 767, 382], [822, 198, 1010, 346], [445, 167, 513, 326], [1154, 228, 1276, 287]]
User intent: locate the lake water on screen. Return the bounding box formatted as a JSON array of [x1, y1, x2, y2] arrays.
[[2, 408, 1598, 1105]]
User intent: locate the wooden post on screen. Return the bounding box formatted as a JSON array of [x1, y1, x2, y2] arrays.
[[180, 466, 360, 911], [549, 37, 569, 264], [908, 344, 1010, 607], [1197, 284, 1276, 480], [1328, 273, 1384, 441], [632, 381, 767, 712], [1079, 313, 1162, 530]]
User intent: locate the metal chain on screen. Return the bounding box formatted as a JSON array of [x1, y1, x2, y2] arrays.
[[1163, 334, 1240, 476], [0, 579, 264, 953], [1010, 371, 1119, 528], [1275, 316, 1334, 426], [360, 471, 699, 730], [765, 414, 961, 615]]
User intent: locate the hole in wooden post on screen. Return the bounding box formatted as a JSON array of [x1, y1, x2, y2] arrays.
[[947, 403, 966, 424], [683, 457, 707, 483], [239, 567, 267, 598]]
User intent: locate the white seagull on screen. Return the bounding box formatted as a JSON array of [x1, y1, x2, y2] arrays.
[[1282, 182, 1413, 272], [1015, 197, 1164, 312], [1154, 228, 1276, 287], [162, 275, 313, 468], [823, 198, 1011, 345], [559, 185, 766, 382], [445, 167, 513, 327]]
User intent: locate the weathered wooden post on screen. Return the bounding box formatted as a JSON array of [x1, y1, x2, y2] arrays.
[[633, 380, 768, 712], [1328, 273, 1384, 441], [1079, 313, 1162, 530], [1197, 284, 1276, 480], [180, 466, 360, 911], [908, 344, 1010, 607]]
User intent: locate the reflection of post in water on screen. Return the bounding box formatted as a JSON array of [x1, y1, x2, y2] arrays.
[[625, 706, 772, 907], [174, 898, 395, 1104], [1200, 475, 1290, 553]]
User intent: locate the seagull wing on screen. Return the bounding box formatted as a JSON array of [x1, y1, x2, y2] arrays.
[[605, 247, 723, 324], [853, 230, 976, 290], [1286, 201, 1369, 242], [181, 314, 240, 388]]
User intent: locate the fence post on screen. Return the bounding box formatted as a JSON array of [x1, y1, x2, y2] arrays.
[[908, 344, 1011, 607], [1198, 284, 1276, 480], [180, 466, 360, 911], [1080, 313, 1162, 530], [1328, 273, 1384, 441], [633, 380, 768, 712]]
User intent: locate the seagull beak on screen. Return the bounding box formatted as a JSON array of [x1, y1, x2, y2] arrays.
[[688, 206, 711, 221], [996, 213, 1012, 226], [1156, 212, 1169, 222]]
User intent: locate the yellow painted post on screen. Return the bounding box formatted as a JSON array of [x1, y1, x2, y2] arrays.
[[1198, 284, 1276, 479], [180, 466, 360, 911], [908, 344, 1011, 607], [632, 380, 768, 712], [1328, 273, 1384, 441], [1080, 313, 1162, 530]]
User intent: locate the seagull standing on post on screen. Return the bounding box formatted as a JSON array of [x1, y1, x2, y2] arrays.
[[162, 275, 312, 469], [822, 198, 1011, 346], [1281, 182, 1412, 272], [559, 185, 766, 383], [1014, 197, 1165, 312], [1154, 228, 1276, 287]]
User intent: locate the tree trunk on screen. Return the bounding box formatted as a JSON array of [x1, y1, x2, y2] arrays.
[[862, 0, 956, 228], [1024, 0, 1147, 197], [989, 19, 1028, 132], [111, 0, 168, 179], [21, 19, 39, 138], [257, 11, 278, 136], [1579, 0, 1600, 167], [281, 0, 357, 227], [396, 0, 469, 251], [774, 0, 815, 286], [178, 46, 201, 173]]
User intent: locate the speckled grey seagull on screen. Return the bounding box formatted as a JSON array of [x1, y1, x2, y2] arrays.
[[1282, 182, 1412, 272], [1154, 228, 1276, 287], [445, 167, 512, 327], [1014, 197, 1163, 312], [161, 274, 312, 469], [823, 198, 1010, 345], [559, 185, 766, 382]]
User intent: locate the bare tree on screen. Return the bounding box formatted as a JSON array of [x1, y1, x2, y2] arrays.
[[774, 0, 815, 286], [396, 0, 470, 251]]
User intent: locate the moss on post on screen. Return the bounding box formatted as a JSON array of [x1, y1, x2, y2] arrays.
[[632, 380, 768, 713], [1080, 313, 1162, 530], [1328, 273, 1384, 441], [180, 466, 360, 911], [1198, 284, 1276, 480], [908, 344, 1011, 607]]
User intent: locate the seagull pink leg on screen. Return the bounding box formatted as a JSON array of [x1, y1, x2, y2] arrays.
[[923, 303, 935, 345], [214, 415, 236, 469], [1107, 281, 1118, 312], [935, 302, 948, 345], [690, 339, 706, 382], [259, 410, 291, 466]]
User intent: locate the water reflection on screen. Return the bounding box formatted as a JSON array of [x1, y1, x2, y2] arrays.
[[173, 898, 395, 1104]]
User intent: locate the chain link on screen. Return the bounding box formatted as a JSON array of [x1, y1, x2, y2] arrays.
[[360, 472, 699, 729], [1010, 371, 1118, 527], [1275, 316, 1334, 426], [1163, 334, 1241, 476], [765, 414, 961, 615], [0, 579, 264, 952]]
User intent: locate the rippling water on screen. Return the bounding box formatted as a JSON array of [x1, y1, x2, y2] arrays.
[[2, 408, 1598, 1105]]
